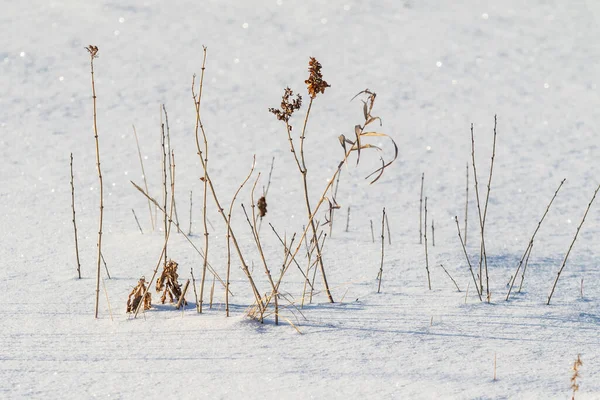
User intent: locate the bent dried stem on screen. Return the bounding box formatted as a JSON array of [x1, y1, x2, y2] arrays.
[[547, 184, 600, 305], [70, 153, 81, 279]]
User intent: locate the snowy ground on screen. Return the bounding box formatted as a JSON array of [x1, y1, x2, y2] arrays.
[[2, 0, 600, 398]]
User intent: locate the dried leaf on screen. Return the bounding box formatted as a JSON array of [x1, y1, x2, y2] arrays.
[[354, 125, 362, 165]]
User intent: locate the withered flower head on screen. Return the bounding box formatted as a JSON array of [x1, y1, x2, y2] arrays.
[[257, 196, 267, 218], [269, 87, 302, 128], [85, 45, 99, 58], [305, 57, 330, 99]]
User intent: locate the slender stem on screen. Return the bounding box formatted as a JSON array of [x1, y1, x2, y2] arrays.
[[192, 48, 263, 314], [88, 50, 104, 319], [161, 122, 168, 266], [188, 191, 193, 235], [377, 208, 385, 293], [268, 223, 312, 291], [470, 123, 486, 297], [370, 219, 374, 243], [424, 198, 431, 290], [455, 216, 482, 300], [226, 156, 256, 317], [345, 206, 350, 232], [385, 212, 391, 245], [439, 264, 461, 291], [481, 115, 498, 302], [505, 178, 565, 300], [547, 184, 600, 305], [132, 209, 143, 234], [70, 153, 81, 279], [163, 105, 180, 232], [132, 125, 154, 231]]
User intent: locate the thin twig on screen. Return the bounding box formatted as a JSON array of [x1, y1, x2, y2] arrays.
[[424, 198, 431, 290], [188, 190, 193, 235], [547, 183, 600, 305], [439, 264, 461, 291], [377, 207, 385, 293], [100, 252, 111, 279], [506, 178, 565, 300], [370, 219, 374, 243], [455, 216, 482, 300], [70, 153, 81, 279], [465, 163, 469, 245], [132, 209, 143, 234], [191, 268, 200, 313], [162, 105, 181, 232], [132, 125, 154, 231]]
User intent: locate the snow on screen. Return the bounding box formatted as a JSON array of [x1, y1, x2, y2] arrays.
[[1, 0, 600, 398]]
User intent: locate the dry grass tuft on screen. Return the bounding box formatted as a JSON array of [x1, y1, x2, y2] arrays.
[[127, 277, 152, 313], [156, 260, 186, 305]]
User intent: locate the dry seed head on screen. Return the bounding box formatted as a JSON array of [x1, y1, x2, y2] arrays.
[[305, 57, 330, 99], [269, 87, 302, 128], [85, 45, 99, 58], [257, 196, 267, 218]]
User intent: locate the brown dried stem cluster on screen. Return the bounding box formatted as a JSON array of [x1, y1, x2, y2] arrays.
[[126, 277, 152, 313], [156, 260, 186, 305]]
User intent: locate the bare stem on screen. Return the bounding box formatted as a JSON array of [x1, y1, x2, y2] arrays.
[[547, 183, 600, 305], [506, 178, 565, 300], [377, 207, 385, 293], [439, 264, 461, 291], [419, 173, 424, 244], [424, 198, 431, 290], [70, 153, 81, 279], [132, 125, 154, 231], [132, 209, 143, 234], [455, 216, 482, 300]]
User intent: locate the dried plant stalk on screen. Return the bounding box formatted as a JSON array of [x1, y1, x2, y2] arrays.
[[470, 123, 486, 298], [377, 207, 386, 293], [162, 105, 181, 232], [268, 224, 311, 292], [370, 219, 374, 243], [175, 279, 190, 309], [133, 151, 177, 318], [424, 198, 431, 290], [100, 252, 111, 279], [506, 178, 565, 300], [226, 156, 256, 317], [455, 216, 482, 301], [70, 153, 81, 279], [132, 125, 154, 231], [548, 184, 600, 305], [132, 209, 143, 234], [209, 275, 215, 309], [385, 212, 391, 245], [192, 50, 264, 315], [439, 264, 461, 291], [266, 89, 398, 311], [571, 354, 583, 399], [480, 115, 498, 302], [345, 206, 351, 232], [85, 45, 104, 319]]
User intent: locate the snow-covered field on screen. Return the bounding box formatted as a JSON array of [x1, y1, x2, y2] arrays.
[[2, 0, 600, 398]]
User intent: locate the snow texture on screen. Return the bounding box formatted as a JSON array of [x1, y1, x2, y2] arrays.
[[1, 0, 600, 399]]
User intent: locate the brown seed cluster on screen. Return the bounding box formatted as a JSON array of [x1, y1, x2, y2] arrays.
[[269, 87, 302, 127], [305, 57, 330, 99], [126, 276, 152, 313], [257, 196, 267, 218], [85, 45, 99, 58], [156, 260, 186, 305]]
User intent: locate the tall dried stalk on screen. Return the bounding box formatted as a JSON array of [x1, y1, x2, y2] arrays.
[[132, 125, 154, 231], [505, 178, 565, 300], [134, 151, 177, 318], [191, 50, 263, 316], [70, 153, 81, 279], [424, 198, 431, 290], [265, 88, 398, 312], [419, 173, 424, 244], [85, 45, 104, 319], [345, 206, 351, 232], [370, 219, 374, 243], [161, 122, 168, 266], [470, 123, 487, 299], [162, 105, 180, 232], [225, 156, 256, 317], [548, 184, 600, 305], [480, 115, 498, 302], [377, 207, 386, 293], [455, 216, 482, 301], [431, 219, 435, 247], [241, 176, 279, 323]]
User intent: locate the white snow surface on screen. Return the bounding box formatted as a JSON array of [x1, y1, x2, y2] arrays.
[[2, 0, 600, 399]]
